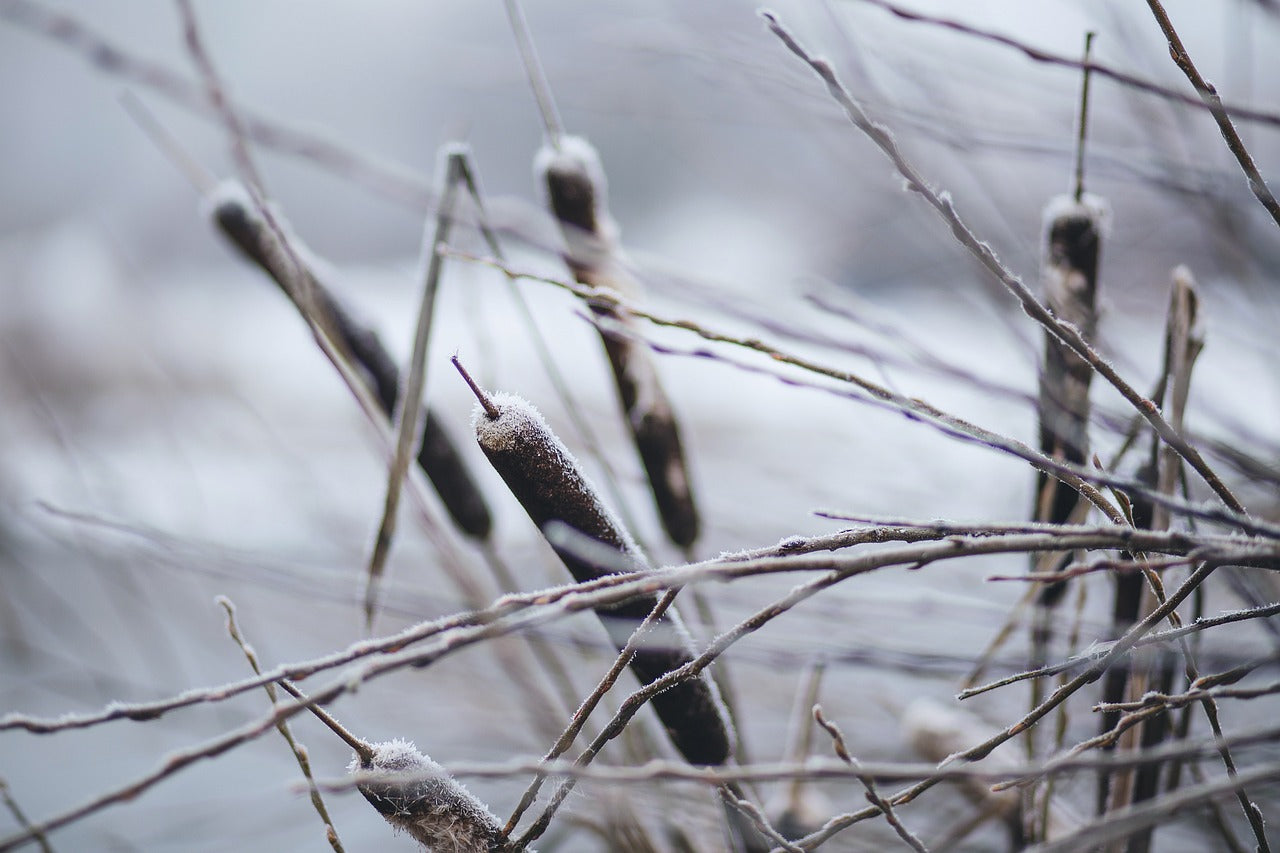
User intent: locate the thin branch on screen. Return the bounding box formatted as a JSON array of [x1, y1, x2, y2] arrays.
[[815, 706, 929, 853], [362, 148, 465, 628], [760, 9, 1247, 519], [959, 604, 1280, 699], [218, 598, 347, 853], [0, 780, 54, 853], [2, 524, 1269, 737], [841, 0, 1280, 129], [1146, 0, 1280, 230], [1096, 680, 1280, 713]]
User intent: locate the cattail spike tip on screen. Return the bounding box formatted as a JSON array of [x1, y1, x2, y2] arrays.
[[452, 355, 499, 419]]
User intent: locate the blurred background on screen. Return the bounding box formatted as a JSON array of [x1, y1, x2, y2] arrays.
[[2, 1, 1279, 850]]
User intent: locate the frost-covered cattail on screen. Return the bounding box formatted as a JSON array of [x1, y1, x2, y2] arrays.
[[536, 137, 701, 550], [352, 740, 506, 853], [209, 185, 493, 541], [1033, 193, 1108, 607], [455, 357, 733, 766], [280, 677, 507, 853]]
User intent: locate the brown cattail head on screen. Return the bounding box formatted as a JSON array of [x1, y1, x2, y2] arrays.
[[534, 140, 701, 548], [469, 385, 645, 579], [350, 739, 504, 853], [208, 184, 493, 542], [534, 135, 614, 244], [1035, 194, 1108, 607], [456, 359, 732, 765]]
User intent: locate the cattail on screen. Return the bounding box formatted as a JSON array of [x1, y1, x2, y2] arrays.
[[208, 184, 493, 541], [536, 137, 701, 549], [351, 740, 505, 853], [454, 357, 733, 766], [1033, 192, 1107, 608]]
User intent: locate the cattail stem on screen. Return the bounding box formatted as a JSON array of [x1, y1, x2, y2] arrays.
[[453, 355, 500, 419], [1073, 32, 1095, 203], [503, 0, 563, 148]]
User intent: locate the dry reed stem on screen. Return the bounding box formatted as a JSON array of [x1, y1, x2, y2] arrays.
[[761, 10, 1247, 520], [815, 706, 929, 853], [775, 662, 825, 834], [363, 148, 467, 627], [1106, 269, 1205, 845], [501, 588, 679, 840], [844, 0, 1280, 129]]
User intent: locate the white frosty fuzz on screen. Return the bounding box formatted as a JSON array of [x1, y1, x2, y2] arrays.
[[1040, 192, 1111, 240]]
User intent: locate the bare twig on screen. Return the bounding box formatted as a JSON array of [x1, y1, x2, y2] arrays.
[[1145, 0, 1280, 230], [842, 0, 1280, 129], [816, 706, 929, 852], [218, 598, 347, 853], [761, 9, 1247, 519]]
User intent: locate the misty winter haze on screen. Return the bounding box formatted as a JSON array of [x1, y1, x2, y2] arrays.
[[2, 1, 1279, 851]]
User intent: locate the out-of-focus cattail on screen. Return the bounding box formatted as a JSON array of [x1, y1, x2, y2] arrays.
[[535, 137, 701, 550], [1034, 33, 1105, 610], [209, 185, 492, 542], [1033, 193, 1108, 608], [352, 740, 506, 853], [454, 357, 733, 766], [277, 679, 507, 853]]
